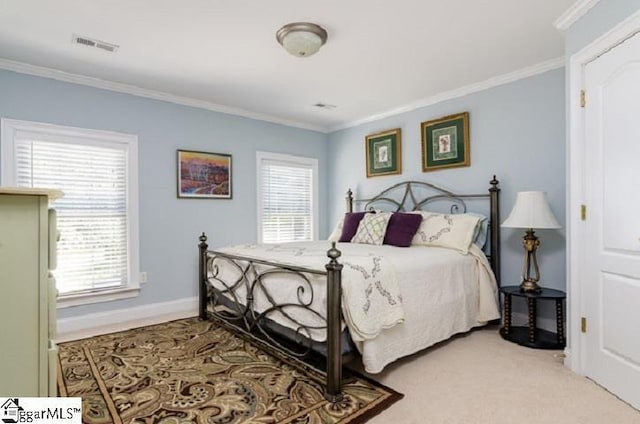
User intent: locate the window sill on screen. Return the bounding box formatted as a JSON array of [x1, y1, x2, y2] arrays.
[[57, 287, 140, 309]]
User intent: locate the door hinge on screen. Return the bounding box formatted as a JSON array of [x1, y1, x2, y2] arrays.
[[581, 204, 587, 221], [580, 90, 586, 107], [581, 317, 587, 333]]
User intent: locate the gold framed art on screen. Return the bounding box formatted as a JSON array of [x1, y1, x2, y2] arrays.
[[365, 128, 402, 177], [421, 112, 470, 172]]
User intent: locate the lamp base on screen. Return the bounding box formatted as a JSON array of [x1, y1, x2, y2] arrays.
[[519, 229, 542, 293], [520, 279, 542, 293]]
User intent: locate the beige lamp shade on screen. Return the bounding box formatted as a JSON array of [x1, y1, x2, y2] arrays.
[[502, 191, 561, 229]]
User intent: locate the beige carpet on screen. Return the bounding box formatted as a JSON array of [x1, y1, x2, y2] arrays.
[[364, 326, 640, 424]]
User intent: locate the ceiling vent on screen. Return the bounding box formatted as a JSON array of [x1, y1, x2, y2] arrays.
[[72, 34, 119, 53], [313, 102, 337, 110]]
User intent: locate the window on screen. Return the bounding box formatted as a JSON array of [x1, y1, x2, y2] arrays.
[[1, 119, 139, 307], [257, 152, 318, 243]]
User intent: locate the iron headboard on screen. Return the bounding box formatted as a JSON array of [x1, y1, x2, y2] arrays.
[[344, 176, 501, 286]]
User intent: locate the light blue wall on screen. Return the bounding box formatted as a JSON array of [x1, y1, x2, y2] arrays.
[[565, 0, 640, 56], [327, 69, 567, 296], [0, 69, 329, 319], [0, 64, 569, 322]]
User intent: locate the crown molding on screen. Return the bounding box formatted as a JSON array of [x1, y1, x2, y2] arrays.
[[329, 56, 565, 133], [554, 0, 601, 31], [0, 56, 565, 135], [0, 58, 326, 133]]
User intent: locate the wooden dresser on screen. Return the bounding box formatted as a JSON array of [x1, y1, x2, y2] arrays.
[[0, 188, 62, 396]]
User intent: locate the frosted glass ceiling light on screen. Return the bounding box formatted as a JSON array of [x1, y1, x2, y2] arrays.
[[276, 22, 328, 57]]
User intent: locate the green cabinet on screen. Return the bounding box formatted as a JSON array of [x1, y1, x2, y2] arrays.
[[0, 189, 61, 396]]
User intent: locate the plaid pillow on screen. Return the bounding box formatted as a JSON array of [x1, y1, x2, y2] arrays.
[[351, 212, 391, 245]]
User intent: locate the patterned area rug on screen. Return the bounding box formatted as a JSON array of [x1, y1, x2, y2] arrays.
[[57, 317, 402, 423]]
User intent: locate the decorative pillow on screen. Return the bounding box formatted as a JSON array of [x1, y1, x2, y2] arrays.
[[383, 212, 423, 247], [351, 212, 391, 245], [338, 212, 372, 242], [411, 212, 481, 253], [328, 217, 344, 242], [469, 213, 489, 248]]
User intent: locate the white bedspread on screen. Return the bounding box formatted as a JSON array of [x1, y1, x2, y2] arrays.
[[213, 241, 500, 373], [357, 243, 500, 373], [216, 242, 404, 342]]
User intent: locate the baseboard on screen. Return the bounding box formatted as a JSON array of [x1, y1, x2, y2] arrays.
[[563, 347, 572, 369], [56, 297, 199, 342]]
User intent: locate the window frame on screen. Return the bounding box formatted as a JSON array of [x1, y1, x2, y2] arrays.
[[256, 151, 319, 243], [1, 118, 140, 308]]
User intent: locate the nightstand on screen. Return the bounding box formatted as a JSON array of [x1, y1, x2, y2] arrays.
[[499, 286, 566, 349]]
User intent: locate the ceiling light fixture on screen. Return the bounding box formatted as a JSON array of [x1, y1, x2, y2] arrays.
[[276, 22, 328, 58]]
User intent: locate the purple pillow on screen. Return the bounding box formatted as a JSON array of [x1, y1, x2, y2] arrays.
[[338, 212, 372, 242], [383, 212, 423, 247]]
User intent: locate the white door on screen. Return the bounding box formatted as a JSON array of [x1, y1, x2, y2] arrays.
[[583, 30, 640, 410]]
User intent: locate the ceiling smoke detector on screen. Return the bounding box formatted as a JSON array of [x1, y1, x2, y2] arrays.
[[72, 34, 119, 53]]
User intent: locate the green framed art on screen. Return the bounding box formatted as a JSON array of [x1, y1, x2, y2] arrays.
[[365, 128, 402, 177], [421, 112, 470, 172]]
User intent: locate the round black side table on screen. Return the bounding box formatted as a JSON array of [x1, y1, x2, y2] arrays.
[[499, 286, 566, 349]]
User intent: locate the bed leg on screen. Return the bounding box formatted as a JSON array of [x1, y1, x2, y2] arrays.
[[199, 233, 209, 320], [325, 242, 344, 402]]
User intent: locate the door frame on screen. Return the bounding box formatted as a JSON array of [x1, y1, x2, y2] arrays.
[[567, 8, 640, 374]]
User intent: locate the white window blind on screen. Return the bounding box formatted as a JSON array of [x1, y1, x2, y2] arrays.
[[1, 119, 139, 304], [257, 152, 318, 243]]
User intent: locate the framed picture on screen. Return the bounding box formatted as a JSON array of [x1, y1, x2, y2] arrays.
[[177, 149, 232, 199], [421, 112, 470, 172], [365, 128, 402, 177]]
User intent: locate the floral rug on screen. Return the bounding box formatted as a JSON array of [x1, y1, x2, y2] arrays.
[[57, 317, 402, 423]]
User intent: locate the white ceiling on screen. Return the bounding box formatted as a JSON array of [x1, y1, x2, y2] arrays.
[[0, 0, 574, 132]]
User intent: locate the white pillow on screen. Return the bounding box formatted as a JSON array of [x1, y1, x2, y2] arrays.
[[351, 212, 391, 245], [469, 212, 489, 248], [411, 211, 481, 253], [328, 217, 344, 242]]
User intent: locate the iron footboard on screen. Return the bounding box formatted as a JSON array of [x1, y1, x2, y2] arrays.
[[198, 233, 344, 402]]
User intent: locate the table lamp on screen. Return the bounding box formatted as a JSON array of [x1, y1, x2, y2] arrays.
[[502, 191, 561, 293]]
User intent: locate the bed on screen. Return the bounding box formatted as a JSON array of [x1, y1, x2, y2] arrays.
[[198, 177, 502, 402]]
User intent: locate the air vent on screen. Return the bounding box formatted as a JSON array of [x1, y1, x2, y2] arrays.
[[313, 102, 337, 110], [72, 34, 119, 53]]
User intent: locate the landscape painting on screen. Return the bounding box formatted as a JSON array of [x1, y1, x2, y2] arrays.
[[177, 150, 232, 199]]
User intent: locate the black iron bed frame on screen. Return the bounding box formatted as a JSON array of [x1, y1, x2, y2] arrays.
[[198, 176, 501, 403]]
